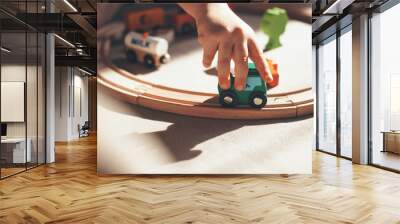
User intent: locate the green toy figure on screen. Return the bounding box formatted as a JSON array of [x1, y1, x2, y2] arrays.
[[261, 7, 288, 51]]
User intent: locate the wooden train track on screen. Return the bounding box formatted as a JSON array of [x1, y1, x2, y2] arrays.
[[97, 33, 313, 120]]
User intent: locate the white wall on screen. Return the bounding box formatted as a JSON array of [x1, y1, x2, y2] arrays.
[[72, 73, 89, 138], [54, 67, 89, 141], [1, 82, 25, 122], [1, 65, 26, 141], [55, 66, 70, 141], [1, 64, 36, 138], [1, 63, 46, 164]]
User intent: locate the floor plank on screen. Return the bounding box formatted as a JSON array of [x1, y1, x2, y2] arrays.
[[1, 135, 400, 224]]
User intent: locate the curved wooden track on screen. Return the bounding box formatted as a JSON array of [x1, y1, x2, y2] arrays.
[[97, 28, 314, 120]]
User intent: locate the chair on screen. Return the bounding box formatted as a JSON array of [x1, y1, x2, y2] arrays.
[[78, 121, 90, 138]]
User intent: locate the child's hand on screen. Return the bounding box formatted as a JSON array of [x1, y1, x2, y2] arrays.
[[179, 3, 273, 90]]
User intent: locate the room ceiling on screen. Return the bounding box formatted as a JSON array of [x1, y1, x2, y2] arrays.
[[311, 0, 390, 43]]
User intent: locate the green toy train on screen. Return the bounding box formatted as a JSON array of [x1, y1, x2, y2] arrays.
[[218, 61, 279, 109]]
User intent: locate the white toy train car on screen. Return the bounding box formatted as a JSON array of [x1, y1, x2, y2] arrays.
[[124, 31, 170, 69]]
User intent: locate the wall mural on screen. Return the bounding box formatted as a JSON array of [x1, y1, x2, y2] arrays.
[[97, 3, 313, 174]]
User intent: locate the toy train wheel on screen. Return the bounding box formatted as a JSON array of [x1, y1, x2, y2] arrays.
[[126, 50, 137, 63], [160, 54, 170, 64], [249, 92, 267, 109], [219, 91, 238, 108], [144, 54, 155, 68]]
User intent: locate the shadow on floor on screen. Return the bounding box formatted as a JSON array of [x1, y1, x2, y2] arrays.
[[99, 85, 311, 163], [112, 57, 155, 75]]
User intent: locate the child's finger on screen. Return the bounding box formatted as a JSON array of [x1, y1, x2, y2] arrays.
[[233, 40, 248, 91], [248, 39, 273, 83], [202, 42, 218, 68], [217, 42, 233, 89]]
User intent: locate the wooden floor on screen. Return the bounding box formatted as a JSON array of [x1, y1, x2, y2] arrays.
[[1, 163, 44, 178], [0, 167, 26, 178], [1, 135, 400, 223]]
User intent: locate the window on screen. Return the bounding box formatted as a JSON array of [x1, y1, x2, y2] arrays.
[[317, 36, 337, 154], [339, 28, 352, 158], [390, 74, 400, 130], [370, 2, 400, 171]]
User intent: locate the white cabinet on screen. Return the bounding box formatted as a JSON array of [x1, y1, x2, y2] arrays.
[[1, 138, 32, 163]]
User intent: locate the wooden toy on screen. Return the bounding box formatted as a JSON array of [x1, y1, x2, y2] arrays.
[[125, 8, 165, 32], [153, 28, 175, 43], [218, 63, 267, 109], [99, 39, 313, 120], [124, 31, 170, 68], [217, 59, 280, 108], [125, 7, 196, 36], [173, 8, 196, 35], [267, 59, 279, 88], [261, 7, 288, 51]]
